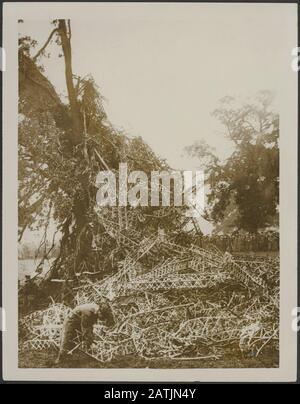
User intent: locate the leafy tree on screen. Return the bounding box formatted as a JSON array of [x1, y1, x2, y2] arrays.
[[186, 92, 279, 233]]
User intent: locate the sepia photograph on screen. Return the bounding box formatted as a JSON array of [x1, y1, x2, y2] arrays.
[[2, 2, 298, 382]]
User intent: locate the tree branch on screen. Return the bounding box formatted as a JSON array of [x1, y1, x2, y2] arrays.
[[32, 28, 58, 62], [67, 19, 72, 40]]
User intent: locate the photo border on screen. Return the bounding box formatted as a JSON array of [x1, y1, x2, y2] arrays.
[[1, 0, 299, 384]]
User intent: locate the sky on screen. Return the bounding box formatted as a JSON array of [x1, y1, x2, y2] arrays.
[[18, 3, 289, 172]]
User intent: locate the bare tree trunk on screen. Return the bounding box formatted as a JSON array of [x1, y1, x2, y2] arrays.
[[49, 20, 92, 281], [58, 19, 83, 145]]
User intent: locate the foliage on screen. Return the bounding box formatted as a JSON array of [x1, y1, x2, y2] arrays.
[[186, 92, 279, 233]]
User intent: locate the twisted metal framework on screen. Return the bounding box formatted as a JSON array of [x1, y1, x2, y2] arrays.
[[20, 216, 279, 363], [123, 273, 221, 294], [20, 304, 72, 351]]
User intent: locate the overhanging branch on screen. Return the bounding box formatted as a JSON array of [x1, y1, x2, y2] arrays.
[[32, 28, 59, 62]]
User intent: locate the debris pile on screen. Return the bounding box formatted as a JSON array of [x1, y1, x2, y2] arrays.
[[20, 304, 72, 350], [20, 214, 279, 363]]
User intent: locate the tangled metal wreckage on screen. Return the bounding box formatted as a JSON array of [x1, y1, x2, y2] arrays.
[[20, 212, 279, 364]]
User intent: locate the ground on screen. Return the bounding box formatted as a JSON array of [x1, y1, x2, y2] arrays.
[[19, 345, 279, 369]]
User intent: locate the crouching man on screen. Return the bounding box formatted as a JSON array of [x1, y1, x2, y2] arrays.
[[55, 301, 115, 365]]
